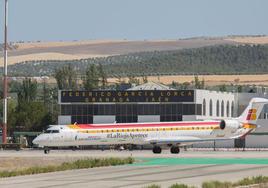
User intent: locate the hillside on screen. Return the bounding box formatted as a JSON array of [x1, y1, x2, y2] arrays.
[[0, 38, 235, 66], [226, 36, 268, 44], [3, 44, 268, 77], [2, 36, 268, 67], [108, 74, 268, 86]]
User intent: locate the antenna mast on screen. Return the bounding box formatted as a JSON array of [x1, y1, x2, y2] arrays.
[[2, 0, 8, 144]]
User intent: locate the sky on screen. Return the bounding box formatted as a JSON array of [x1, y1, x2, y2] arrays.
[[0, 0, 268, 42]]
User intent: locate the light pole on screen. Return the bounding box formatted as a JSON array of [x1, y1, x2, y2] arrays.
[[2, 0, 8, 144]]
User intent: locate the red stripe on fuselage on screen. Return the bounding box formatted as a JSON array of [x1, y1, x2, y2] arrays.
[[76, 121, 219, 129]]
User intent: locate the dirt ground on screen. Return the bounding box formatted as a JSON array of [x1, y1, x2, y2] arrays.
[[225, 36, 268, 44], [0, 156, 85, 171], [108, 74, 268, 86], [1, 149, 268, 172], [0, 38, 234, 66]]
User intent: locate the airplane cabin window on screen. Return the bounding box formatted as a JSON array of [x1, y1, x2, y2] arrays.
[[51, 130, 60, 133]]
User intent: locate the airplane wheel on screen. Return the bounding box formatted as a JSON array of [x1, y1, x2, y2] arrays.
[[153, 146, 162, 154], [44, 147, 50, 154], [170, 146, 180, 154]]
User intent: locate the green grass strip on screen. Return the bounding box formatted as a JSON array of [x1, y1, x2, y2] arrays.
[[132, 157, 268, 166], [0, 157, 134, 178]]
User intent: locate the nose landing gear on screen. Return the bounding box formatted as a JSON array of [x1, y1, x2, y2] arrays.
[[44, 147, 50, 154]]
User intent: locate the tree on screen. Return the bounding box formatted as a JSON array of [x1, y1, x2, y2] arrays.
[[237, 85, 243, 93], [142, 74, 148, 83], [6, 44, 268, 77], [171, 81, 179, 88], [6, 78, 55, 132], [54, 65, 78, 90], [181, 82, 191, 89], [8, 80, 21, 93], [219, 84, 227, 92], [193, 76, 205, 89], [201, 78, 205, 89], [13, 101, 51, 131], [17, 78, 37, 104], [0, 99, 17, 132], [128, 75, 140, 85], [98, 64, 107, 89], [42, 78, 50, 106], [83, 64, 100, 90]]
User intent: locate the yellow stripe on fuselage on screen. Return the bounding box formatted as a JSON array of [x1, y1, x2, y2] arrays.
[[77, 126, 220, 134], [242, 124, 257, 129], [68, 124, 81, 129]]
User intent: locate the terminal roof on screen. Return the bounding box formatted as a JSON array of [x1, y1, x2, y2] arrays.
[[128, 82, 175, 91]]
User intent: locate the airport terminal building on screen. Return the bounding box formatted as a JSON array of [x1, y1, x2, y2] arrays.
[[58, 82, 268, 148]]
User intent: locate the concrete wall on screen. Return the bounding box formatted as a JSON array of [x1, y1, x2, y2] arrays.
[[195, 90, 236, 120], [193, 140, 234, 148], [93, 115, 163, 124], [58, 116, 71, 124], [93, 116, 115, 124], [237, 93, 268, 118], [183, 115, 197, 121], [245, 119, 268, 148], [246, 135, 268, 148], [138, 115, 160, 122], [254, 119, 268, 133]]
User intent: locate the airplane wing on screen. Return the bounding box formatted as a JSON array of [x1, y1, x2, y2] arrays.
[[145, 136, 230, 146]]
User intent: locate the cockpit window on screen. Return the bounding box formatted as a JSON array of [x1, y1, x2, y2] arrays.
[[44, 130, 60, 133]]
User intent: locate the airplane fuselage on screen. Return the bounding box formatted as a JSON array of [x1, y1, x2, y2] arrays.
[[32, 97, 268, 154], [33, 121, 253, 147]]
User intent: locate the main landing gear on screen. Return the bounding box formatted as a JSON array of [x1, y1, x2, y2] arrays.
[[152, 146, 162, 154], [152, 146, 180, 154], [170, 146, 180, 154]]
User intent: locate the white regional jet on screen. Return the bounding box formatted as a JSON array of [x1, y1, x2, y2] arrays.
[[33, 98, 268, 154]]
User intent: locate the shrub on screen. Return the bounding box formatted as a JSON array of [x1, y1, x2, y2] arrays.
[[0, 157, 134, 178], [170, 183, 196, 188], [144, 185, 161, 188], [202, 180, 232, 188], [233, 176, 268, 186]]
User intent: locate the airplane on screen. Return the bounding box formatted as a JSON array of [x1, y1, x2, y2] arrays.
[[33, 97, 268, 154]]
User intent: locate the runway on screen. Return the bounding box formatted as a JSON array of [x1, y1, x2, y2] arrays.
[[0, 149, 268, 188]]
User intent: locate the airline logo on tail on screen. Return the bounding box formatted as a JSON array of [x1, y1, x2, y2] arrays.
[[246, 109, 257, 121]]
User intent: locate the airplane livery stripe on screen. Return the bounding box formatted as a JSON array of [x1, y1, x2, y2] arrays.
[[69, 122, 220, 130], [77, 126, 220, 134]]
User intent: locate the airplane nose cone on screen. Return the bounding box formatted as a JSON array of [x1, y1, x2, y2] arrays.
[[32, 136, 40, 145]]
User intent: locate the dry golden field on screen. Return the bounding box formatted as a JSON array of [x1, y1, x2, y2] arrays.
[[1, 37, 268, 87], [0, 53, 109, 66], [225, 36, 268, 44], [0, 156, 86, 171], [1, 36, 267, 67], [108, 74, 268, 86], [45, 74, 268, 86], [14, 40, 127, 50], [0, 38, 234, 67]]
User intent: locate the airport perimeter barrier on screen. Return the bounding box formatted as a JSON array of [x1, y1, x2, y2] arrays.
[[0, 143, 21, 150]]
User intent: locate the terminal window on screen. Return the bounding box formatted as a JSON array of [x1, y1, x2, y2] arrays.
[[61, 103, 202, 124]]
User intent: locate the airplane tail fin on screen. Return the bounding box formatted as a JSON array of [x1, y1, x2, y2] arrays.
[[238, 97, 268, 124]]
